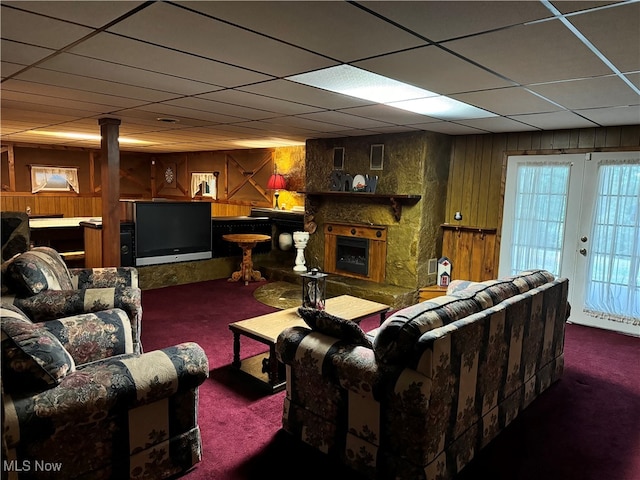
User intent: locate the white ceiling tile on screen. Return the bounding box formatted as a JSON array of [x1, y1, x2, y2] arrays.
[[1, 40, 54, 66], [355, 45, 513, 95], [239, 80, 372, 110], [165, 97, 276, 121], [117, 106, 240, 126], [68, 33, 273, 88], [0, 6, 93, 49], [552, 2, 621, 14], [14, 68, 178, 102], [341, 104, 440, 125], [412, 122, 487, 135], [182, 1, 425, 62], [267, 116, 347, 133], [298, 111, 394, 129], [196, 90, 321, 116], [228, 121, 318, 137], [360, 1, 552, 42], [106, 2, 335, 77], [528, 76, 640, 110], [574, 105, 640, 126], [2, 79, 149, 109], [4, 1, 148, 28], [508, 110, 599, 129], [451, 86, 562, 115], [1, 62, 26, 78], [1, 90, 118, 116], [447, 20, 611, 84], [569, 2, 640, 72], [0, 107, 81, 125], [41, 54, 221, 96], [456, 116, 539, 133], [624, 72, 640, 88], [367, 125, 422, 134]]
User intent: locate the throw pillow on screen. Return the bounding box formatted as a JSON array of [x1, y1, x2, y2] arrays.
[[6, 246, 74, 296], [298, 307, 372, 348], [1, 304, 76, 393]]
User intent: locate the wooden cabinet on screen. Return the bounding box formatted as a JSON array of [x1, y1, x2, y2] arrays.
[[418, 285, 448, 302]]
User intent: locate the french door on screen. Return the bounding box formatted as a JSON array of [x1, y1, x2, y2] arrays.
[[499, 152, 639, 336]]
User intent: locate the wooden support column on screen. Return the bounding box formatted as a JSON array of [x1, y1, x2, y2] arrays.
[[99, 118, 121, 267]]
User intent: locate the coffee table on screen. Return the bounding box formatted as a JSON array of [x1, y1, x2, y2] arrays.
[[228, 295, 389, 393]]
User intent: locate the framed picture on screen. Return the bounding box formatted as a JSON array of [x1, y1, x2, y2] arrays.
[[370, 144, 384, 170], [191, 172, 218, 199], [30, 166, 79, 193], [333, 147, 345, 170]]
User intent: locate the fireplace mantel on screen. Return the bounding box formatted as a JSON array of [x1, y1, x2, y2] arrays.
[[300, 191, 421, 221]]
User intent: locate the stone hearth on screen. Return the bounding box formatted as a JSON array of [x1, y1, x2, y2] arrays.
[[259, 258, 416, 309]]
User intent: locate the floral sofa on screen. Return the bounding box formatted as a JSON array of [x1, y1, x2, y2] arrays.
[[2, 246, 143, 354], [276, 270, 570, 480], [1, 247, 209, 479]]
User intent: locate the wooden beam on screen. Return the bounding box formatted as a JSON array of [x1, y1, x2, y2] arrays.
[[99, 118, 121, 267]]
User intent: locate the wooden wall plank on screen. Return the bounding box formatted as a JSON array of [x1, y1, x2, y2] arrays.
[[619, 125, 640, 146], [460, 136, 477, 222], [605, 126, 622, 147], [577, 128, 596, 149], [552, 130, 571, 149]]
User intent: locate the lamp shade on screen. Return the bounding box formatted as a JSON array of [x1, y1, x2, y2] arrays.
[[267, 173, 287, 190]]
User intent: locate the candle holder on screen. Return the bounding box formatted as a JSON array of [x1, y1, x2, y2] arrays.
[[301, 268, 328, 310]]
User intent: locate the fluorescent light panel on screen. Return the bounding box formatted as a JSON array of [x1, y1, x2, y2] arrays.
[[32, 130, 153, 145], [287, 65, 497, 120]]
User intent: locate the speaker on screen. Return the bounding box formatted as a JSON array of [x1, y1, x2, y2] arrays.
[[120, 225, 134, 267]]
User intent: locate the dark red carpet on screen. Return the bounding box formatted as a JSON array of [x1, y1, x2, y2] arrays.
[[141, 279, 640, 480]]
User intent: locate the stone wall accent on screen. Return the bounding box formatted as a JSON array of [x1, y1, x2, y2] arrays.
[[304, 131, 451, 290]]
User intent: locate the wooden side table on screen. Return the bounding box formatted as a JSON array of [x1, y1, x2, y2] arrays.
[[223, 233, 271, 285], [418, 285, 448, 302]]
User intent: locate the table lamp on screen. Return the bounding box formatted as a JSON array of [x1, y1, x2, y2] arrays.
[[267, 165, 287, 210]]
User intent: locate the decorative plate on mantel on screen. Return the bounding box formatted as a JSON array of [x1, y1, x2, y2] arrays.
[[352, 174, 367, 192]]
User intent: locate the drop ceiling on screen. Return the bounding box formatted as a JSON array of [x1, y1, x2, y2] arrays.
[[1, 0, 639, 153]]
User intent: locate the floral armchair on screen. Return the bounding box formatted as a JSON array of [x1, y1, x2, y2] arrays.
[[1, 302, 209, 480], [1, 246, 143, 353]]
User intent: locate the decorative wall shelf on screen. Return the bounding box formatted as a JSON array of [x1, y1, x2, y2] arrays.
[[441, 224, 497, 238], [301, 191, 421, 221]]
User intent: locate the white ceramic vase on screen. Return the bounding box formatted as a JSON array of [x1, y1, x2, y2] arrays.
[[278, 232, 293, 251], [292, 231, 309, 272]]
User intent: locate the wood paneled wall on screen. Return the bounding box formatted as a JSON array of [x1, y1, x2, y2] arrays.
[[1, 193, 102, 217], [444, 125, 640, 281], [1, 143, 303, 218], [442, 226, 496, 282]]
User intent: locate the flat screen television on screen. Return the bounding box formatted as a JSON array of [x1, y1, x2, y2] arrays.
[[133, 201, 212, 266]]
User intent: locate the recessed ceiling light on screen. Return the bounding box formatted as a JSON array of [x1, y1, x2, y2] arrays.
[[156, 117, 179, 123], [286, 65, 497, 120]]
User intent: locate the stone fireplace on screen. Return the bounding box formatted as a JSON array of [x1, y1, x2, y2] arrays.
[[324, 222, 386, 283], [304, 131, 452, 290]]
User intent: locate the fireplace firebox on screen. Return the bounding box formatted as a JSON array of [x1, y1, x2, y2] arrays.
[[336, 236, 369, 275], [324, 222, 387, 283]]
